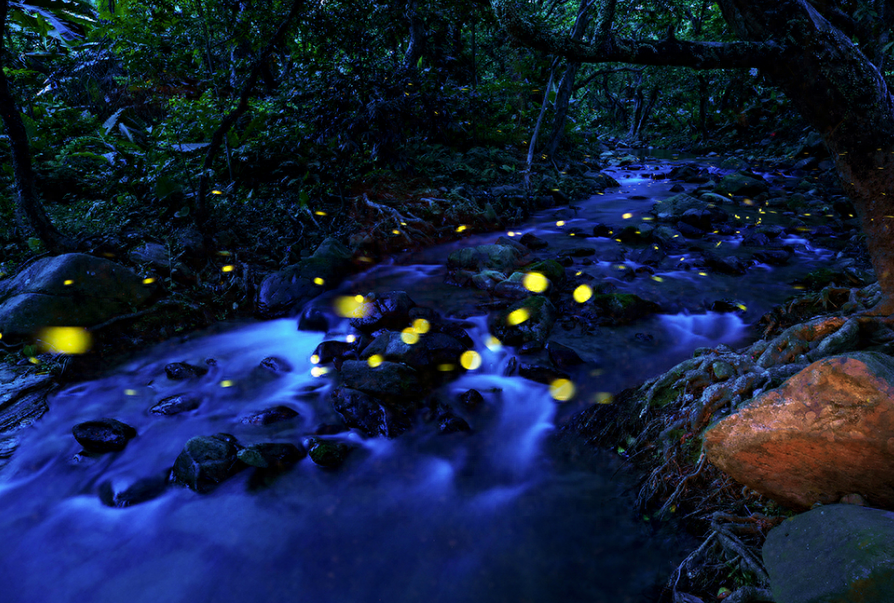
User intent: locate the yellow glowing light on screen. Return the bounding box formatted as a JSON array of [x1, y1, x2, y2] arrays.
[[556, 220, 565, 227], [460, 350, 482, 370], [311, 366, 329, 377], [401, 328, 420, 345], [217, 251, 232, 256], [38, 327, 92, 354], [63, 279, 74, 286], [310, 354, 320, 364], [651, 276, 664, 283], [315, 211, 327, 216], [29, 357, 40, 364], [222, 265, 235, 273], [698, 272, 708, 276], [143, 277, 156, 285], [456, 225, 467, 232], [486, 335, 502, 350], [346, 334, 356, 343], [573, 285, 593, 303], [507, 308, 530, 326], [125, 389, 138, 396], [334, 296, 369, 318], [507, 231, 516, 236], [737, 304, 747, 311], [622, 213, 633, 219], [437, 363, 456, 372], [412, 318, 430, 333], [368, 354, 384, 368], [744, 199, 754, 206], [220, 380, 234, 387], [550, 378, 576, 401], [523, 272, 549, 293], [793, 284, 806, 290], [211, 190, 223, 195], [595, 392, 614, 404], [313, 277, 325, 285], [392, 229, 401, 235]]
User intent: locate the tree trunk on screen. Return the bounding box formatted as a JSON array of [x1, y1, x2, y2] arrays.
[[0, 0, 74, 253], [402, 0, 425, 72]]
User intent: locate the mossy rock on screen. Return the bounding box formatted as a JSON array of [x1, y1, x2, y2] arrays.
[[591, 293, 662, 324], [487, 295, 557, 351]]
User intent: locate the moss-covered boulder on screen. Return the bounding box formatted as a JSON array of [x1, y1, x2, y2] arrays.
[[337, 360, 422, 407], [591, 293, 662, 324], [306, 438, 354, 469], [172, 433, 244, 492], [650, 193, 703, 221], [488, 296, 557, 351], [715, 171, 768, 197], [447, 244, 526, 272]]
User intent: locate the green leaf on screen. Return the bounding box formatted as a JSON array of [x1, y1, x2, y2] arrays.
[[102, 107, 125, 135], [299, 190, 309, 208], [154, 175, 181, 201], [26, 237, 43, 250]]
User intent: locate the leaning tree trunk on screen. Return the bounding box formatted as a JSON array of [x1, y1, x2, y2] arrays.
[[718, 0, 894, 312], [0, 0, 74, 253]]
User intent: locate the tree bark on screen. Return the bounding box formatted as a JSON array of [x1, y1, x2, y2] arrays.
[[0, 0, 74, 253], [491, 0, 894, 311]]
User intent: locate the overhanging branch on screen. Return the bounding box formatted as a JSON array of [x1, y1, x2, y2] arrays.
[[492, 0, 783, 70]]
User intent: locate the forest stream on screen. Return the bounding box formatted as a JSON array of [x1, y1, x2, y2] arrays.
[[0, 156, 840, 603]]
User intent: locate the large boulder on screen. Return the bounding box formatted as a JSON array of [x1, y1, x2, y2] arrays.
[[0, 253, 153, 336], [172, 433, 243, 492], [337, 360, 422, 407], [256, 237, 354, 317], [704, 352, 894, 509], [763, 504, 894, 603], [716, 171, 769, 197], [650, 193, 703, 221]]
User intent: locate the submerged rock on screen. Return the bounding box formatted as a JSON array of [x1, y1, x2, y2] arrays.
[[306, 438, 354, 469], [237, 442, 305, 469], [99, 473, 170, 508], [763, 504, 894, 603], [330, 387, 411, 438], [488, 296, 557, 352], [241, 405, 300, 426], [72, 419, 137, 453]]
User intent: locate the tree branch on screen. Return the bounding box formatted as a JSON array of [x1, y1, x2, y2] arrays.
[[492, 0, 783, 69]]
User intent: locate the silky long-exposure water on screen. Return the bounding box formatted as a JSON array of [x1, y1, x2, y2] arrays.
[[0, 157, 840, 602]]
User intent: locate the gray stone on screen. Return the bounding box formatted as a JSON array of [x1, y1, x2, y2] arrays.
[[173, 434, 242, 492], [763, 504, 894, 603], [0, 253, 153, 336]]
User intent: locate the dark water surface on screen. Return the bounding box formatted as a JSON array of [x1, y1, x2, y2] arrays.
[[0, 158, 835, 602]]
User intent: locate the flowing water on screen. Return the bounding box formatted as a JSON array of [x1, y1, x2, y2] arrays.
[[0, 158, 838, 602]]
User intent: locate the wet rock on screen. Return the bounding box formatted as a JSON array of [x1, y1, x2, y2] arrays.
[[241, 405, 300, 426], [172, 433, 243, 492], [151, 393, 201, 416], [681, 207, 727, 231], [650, 193, 703, 221], [259, 356, 293, 373], [330, 387, 411, 438], [493, 273, 536, 300], [591, 293, 662, 324], [312, 340, 355, 366], [72, 419, 137, 453], [306, 438, 354, 469], [675, 221, 706, 239], [632, 243, 667, 266], [519, 233, 549, 250], [314, 423, 348, 435], [763, 504, 894, 603], [709, 299, 746, 313], [447, 244, 526, 273], [547, 341, 585, 370], [741, 231, 771, 247], [716, 171, 768, 197], [457, 389, 485, 411], [753, 248, 794, 266], [349, 291, 417, 333], [471, 270, 506, 291], [488, 296, 557, 352], [237, 442, 305, 469], [165, 362, 208, 380], [495, 235, 528, 254], [0, 253, 154, 337], [526, 260, 566, 286], [669, 183, 685, 193], [359, 330, 465, 379], [704, 352, 894, 509], [256, 237, 354, 318], [561, 246, 597, 258], [702, 251, 749, 275], [338, 360, 422, 406], [99, 473, 170, 508], [581, 171, 620, 190]]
